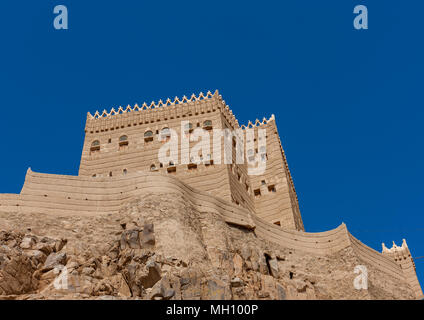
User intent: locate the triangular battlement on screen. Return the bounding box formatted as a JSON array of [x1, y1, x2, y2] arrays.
[[382, 239, 409, 253], [87, 90, 218, 120], [241, 114, 275, 129]]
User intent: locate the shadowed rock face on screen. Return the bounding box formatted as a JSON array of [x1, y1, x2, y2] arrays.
[[0, 193, 416, 300]]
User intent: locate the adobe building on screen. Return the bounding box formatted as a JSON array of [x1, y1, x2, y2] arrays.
[[0, 90, 422, 299], [80, 90, 302, 230]]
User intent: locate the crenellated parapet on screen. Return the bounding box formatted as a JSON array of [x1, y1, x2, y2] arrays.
[[382, 239, 409, 254], [85, 90, 221, 133], [215, 93, 240, 129], [240, 114, 275, 129], [87, 90, 217, 120], [382, 239, 424, 299]]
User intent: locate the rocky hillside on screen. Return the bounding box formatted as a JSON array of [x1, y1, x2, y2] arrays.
[[0, 192, 416, 300]]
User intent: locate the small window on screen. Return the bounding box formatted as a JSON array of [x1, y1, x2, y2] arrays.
[[123, 169, 127, 175], [205, 155, 214, 166], [187, 163, 197, 170], [119, 135, 128, 147], [160, 127, 171, 141], [203, 120, 212, 130], [90, 140, 100, 152], [205, 160, 214, 167], [167, 166, 176, 174], [108, 138, 112, 143], [92, 174, 96, 178], [268, 185, 276, 193], [161, 127, 170, 136], [144, 130, 154, 142], [150, 164, 157, 171], [254, 189, 261, 198], [109, 172, 113, 177], [261, 180, 266, 185], [274, 221, 281, 226], [184, 122, 193, 133]]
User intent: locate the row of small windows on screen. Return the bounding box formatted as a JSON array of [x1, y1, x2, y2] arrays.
[[90, 121, 213, 153], [92, 168, 127, 178], [150, 158, 215, 173], [89, 109, 218, 134], [253, 181, 277, 198], [91, 159, 215, 178]]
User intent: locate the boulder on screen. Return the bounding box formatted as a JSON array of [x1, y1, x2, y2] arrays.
[[141, 224, 155, 246], [20, 236, 36, 250], [140, 260, 161, 289], [44, 252, 67, 271]]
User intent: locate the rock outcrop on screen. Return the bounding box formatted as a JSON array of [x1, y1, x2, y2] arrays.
[[0, 192, 417, 300]]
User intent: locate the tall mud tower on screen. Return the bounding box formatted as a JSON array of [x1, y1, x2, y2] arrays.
[[79, 91, 304, 231]]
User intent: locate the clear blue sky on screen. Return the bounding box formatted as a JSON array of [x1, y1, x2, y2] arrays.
[[0, 1, 423, 286]]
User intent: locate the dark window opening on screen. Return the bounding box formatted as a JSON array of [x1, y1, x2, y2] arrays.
[[160, 127, 171, 141], [184, 122, 193, 133], [203, 120, 212, 130], [254, 189, 261, 198], [90, 140, 100, 153], [188, 163, 197, 170], [268, 185, 276, 193], [119, 135, 128, 147], [167, 166, 176, 174], [144, 130, 154, 142]]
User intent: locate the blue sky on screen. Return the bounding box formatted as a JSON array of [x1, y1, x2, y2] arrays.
[[0, 1, 423, 286]]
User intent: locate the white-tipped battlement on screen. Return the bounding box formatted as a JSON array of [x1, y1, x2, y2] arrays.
[[88, 90, 218, 120], [382, 239, 409, 253], [241, 114, 275, 129]]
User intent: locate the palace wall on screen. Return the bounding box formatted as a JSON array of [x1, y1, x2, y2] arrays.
[[0, 168, 420, 297]]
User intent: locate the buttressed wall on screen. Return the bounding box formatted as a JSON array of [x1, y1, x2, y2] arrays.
[[0, 90, 421, 299]]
